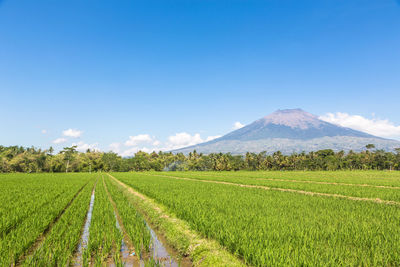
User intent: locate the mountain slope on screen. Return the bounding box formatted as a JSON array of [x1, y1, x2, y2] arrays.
[[221, 109, 375, 141], [172, 109, 400, 154]]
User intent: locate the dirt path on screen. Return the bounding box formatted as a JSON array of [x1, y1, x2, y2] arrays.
[[254, 178, 400, 189], [107, 174, 165, 214], [163, 173, 400, 190], [144, 173, 400, 207]]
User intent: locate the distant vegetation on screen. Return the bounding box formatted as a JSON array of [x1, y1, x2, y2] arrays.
[[1, 144, 400, 172]]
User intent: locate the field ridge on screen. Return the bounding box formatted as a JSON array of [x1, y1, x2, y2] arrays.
[[192, 173, 400, 189], [144, 173, 400, 206]]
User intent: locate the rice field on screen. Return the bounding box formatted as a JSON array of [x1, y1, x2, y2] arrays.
[[1, 171, 400, 266], [113, 171, 400, 266], [0, 173, 176, 266]]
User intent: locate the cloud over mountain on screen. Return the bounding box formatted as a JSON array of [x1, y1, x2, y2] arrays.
[[172, 109, 400, 155], [320, 112, 400, 140]]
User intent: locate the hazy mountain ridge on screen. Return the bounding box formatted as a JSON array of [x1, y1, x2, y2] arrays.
[[172, 109, 400, 154]]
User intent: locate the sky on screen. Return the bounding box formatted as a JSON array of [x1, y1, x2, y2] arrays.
[[1, 0, 400, 156]]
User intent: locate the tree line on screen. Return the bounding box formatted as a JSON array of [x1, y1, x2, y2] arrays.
[[1, 144, 400, 173]]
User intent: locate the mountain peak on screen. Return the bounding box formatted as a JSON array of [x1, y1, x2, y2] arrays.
[[218, 108, 376, 141], [260, 108, 320, 130], [172, 108, 400, 155], [274, 108, 305, 113]]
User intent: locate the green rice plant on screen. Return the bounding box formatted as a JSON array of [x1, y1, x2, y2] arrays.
[[85, 175, 122, 265], [147, 171, 400, 202], [0, 173, 91, 237], [22, 177, 96, 266], [0, 173, 94, 265], [114, 172, 400, 266], [159, 170, 400, 187], [104, 175, 151, 258]]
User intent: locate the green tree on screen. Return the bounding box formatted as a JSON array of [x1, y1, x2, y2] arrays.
[[102, 152, 121, 171], [61, 146, 77, 173], [366, 144, 375, 150]]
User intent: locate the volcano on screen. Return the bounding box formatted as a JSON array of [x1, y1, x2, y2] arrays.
[[172, 109, 400, 154]]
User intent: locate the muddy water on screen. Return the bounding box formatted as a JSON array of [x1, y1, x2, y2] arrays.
[[113, 218, 188, 267], [147, 226, 178, 267], [114, 212, 137, 266], [143, 223, 191, 267], [74, 189, 95, 266]]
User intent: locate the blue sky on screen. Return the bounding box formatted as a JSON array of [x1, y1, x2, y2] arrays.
[[1, 0, 400, 155]]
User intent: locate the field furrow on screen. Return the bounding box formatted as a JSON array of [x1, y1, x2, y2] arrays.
[[104, 174, 151, 259], [103, 175, 140, 265], [83, 175, 123, 265]]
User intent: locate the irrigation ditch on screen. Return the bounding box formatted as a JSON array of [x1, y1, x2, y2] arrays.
[[72, 183, 96, 266], [71, 175, 188, 266]]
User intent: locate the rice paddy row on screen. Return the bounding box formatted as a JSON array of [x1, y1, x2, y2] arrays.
[[0, 173, 172, 266], [2, 171, 400, 266], [113, 171, 400, 266]]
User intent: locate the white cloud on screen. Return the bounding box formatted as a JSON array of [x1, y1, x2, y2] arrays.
[[53, 138, 67, 144], [319, 112, 400, 140], [120, 147, 139, 157], [167, 132, 203, 149], [72, 141, 99, 152], [109, 142, 122, 153], [115, 132, 222, 156], [152, 140, 161, 146], [63, 128, 82, 138], [205, 135, 222, 142], [233, 121, 245, 130], [41, 129, 47, 134], [120, 146, 159, 157], [125, 134, 153, 146], [118, 134, 161, 156]]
